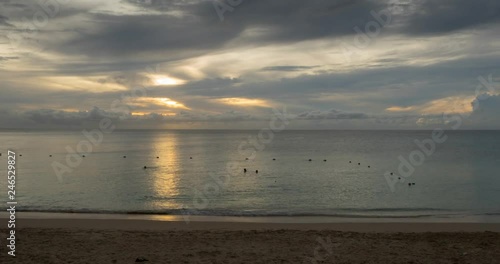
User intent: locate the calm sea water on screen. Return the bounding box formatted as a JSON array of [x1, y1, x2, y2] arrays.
[[0, 130, 499, 219]]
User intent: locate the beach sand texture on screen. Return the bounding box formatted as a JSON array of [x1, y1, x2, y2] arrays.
[[0, 219, 499, 263]]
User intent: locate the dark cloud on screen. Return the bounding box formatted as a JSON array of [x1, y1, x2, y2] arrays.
[[54, 12, 244, 57], [404, 0, 500, 35], [0, 0, 93, 24], [24, 107, 123, 126], [4, 3, 27, 8], [469, 94, 500, 124], [0, 56, 18, 61], [0, 14, 12, 26], [216, 0, 385, 41], [126, 0, 202, 11], [296, 109, 369, 120], [16, 106, 257, 127], [0, 106, 377, 129], [43, 0, 388, 58], [25, 109, 92, 126]]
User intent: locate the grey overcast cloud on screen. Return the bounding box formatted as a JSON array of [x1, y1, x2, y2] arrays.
[[1, 0, 500, 129]]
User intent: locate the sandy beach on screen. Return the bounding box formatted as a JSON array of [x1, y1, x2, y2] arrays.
[[1, 216, 499, 264]]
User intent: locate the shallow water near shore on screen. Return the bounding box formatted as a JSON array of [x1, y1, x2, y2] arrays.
[[0, 130, 499, 220], [2, 212, 500, 224]]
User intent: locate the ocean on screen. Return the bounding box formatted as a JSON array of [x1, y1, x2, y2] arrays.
[[0, 130, 499, 219]]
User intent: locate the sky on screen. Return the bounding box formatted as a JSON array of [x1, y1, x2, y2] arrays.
[[0, 0, 499, 129]]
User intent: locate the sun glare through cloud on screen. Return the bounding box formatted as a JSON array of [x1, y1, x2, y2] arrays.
[[152, 75, 185, 86], [216, 98, 271, 107]]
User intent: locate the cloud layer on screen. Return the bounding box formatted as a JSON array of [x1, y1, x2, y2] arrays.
[[1, 0, 499, 129]]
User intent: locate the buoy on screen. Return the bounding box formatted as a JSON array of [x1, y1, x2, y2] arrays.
[[309, 159, 312, 162], [273, 158, 276, 161], [144, 166, 147, 169], [408, 183, 411, 186], [19, 154, 22, 157], [358, 163, 360, 165], [244, 168, 247, 173], [246, 158, 249, 160], [349, 161, 351, 163], [324, 159, 327, 162], [123, 156, 126, 158], [49, 155, 52, 157], [190, 157, 193, 159], [390, 173, 394, 175], [368, 166, 371, 168], [256, 170, 259, 174], [82, 155, 85, 157]]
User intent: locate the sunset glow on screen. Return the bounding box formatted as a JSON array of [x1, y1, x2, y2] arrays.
[[216, 98, 271, 107]]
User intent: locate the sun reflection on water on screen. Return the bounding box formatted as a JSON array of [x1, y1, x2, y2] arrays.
[[149, 132, 182, 209]]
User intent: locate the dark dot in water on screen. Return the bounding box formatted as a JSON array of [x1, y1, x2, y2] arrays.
[[408, 183, 411, 186], [246, 158, 249, 160], [324, 159, 327, 162], [82, 155, 85, 157], [19, 154, 22, 157], [243, 168, 247, 173], [273, 158, 276, 161], [157, 157, 159, 159], [255, 170, 259, 174], [123, 156, 126, 158], [49, 155, 52, 157], [358, 163, 360, 165], [309, 159, 312, 162], [144, 166, 147, 169], [190, 157, 193, 159], [368, 166, 371, 168], [349, 161, 351, 163], [390, 173, 394, 175]]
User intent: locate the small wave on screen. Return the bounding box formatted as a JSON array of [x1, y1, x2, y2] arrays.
[[15, 208, 485, 219], [334, 207, 449, 212], [484, 212, 500, 216]]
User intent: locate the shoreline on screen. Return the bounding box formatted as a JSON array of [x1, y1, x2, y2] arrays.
[[3, 211, 500, 221], [1, 212, 500, 232], [11, 219, 500, 232]]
